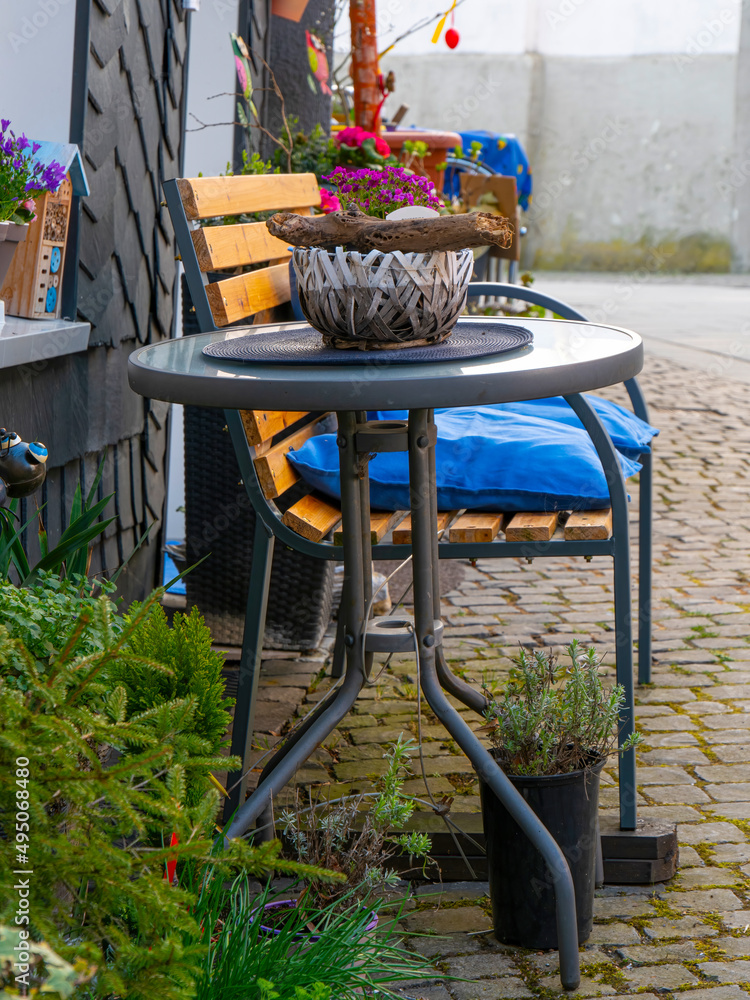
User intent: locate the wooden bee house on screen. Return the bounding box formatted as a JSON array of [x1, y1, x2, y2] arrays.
[[0, 142, 88, 320]]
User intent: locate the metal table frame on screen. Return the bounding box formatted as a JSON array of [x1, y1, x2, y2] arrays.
[[129, 321, 645, 992]]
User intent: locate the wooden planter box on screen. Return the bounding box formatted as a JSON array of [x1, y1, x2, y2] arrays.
[[0, 177, 73, 319]]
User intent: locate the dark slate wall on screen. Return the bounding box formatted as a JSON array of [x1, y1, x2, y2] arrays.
[[263, 0, 335, 155], [0, 0, 188, 602]]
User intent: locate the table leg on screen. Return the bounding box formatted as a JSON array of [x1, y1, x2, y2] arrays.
[[408, 408, 581, 992], [222, 411, 368, 843]]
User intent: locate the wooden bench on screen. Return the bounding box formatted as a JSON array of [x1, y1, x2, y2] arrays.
[[164, 172, 653, 829]]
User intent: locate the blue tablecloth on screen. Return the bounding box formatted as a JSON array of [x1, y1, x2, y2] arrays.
[[444, 131, 532, 210]]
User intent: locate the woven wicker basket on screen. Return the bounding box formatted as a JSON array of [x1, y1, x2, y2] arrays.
[[292, 246, 474, 350]]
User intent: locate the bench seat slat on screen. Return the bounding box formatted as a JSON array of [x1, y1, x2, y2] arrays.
[[253, 415, 329, 499], [505, 512, 559, 542], [449, 513, 503, 544], [177, 174, 321, 220], [392, 511, 457, 545], [206, 262, 291, 327], [282, 494, 341, 542], [564, 509, 613, 540], [241, 409, 311, 448], [333, 511, 407, 546]]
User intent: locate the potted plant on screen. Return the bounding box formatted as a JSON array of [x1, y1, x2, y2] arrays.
[[277, 736, 433, 922], [0, 120, 66, 290], [478, 640, 642, 950]]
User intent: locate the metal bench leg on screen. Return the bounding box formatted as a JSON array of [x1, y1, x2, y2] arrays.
[[637, 449, 653, 684], [409, 408, 580, 991], [223, 519, 275, 824], [331, 603, 346, 678], [564, 394, 637, 830], [223, 411, 369, 843]]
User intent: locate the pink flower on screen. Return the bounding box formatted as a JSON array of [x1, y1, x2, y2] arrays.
[[319, 189, 341, 214], [374, 135, 391, 157], [336, 126, 366, 147]]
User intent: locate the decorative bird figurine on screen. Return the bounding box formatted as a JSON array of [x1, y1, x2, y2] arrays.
[[0, 429, 48, 500], [306, 30, 332, 96]]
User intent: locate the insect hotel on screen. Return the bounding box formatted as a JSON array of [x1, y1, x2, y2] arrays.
[[0, 142, 89, 320]]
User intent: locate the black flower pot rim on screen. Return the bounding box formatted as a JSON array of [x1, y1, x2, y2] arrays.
[[487, 749, 606, 788]]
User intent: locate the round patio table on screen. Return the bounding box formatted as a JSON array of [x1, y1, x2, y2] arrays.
[[129, 316, 643, 990]]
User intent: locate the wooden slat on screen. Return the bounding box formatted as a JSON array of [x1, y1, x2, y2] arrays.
[[177, 173, 321, 220], [564, 508, 613, 540], [448, 513, 502, 544], [240, 409, 312, 447], [505, 511, 559, 542], [253, 415, 328, 499], [192, 222, 293, 271], [333, 511, 407, 546], [282, 494, 341, 542], [392, 511, 457, 545], [205, 263, 291, 327]]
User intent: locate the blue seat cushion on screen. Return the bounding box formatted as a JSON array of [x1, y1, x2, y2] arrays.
[[369, 394, 658, 460], [288, 407, 642, 513]]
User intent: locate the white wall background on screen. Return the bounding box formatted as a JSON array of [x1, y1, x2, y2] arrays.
[[0, 0, 77, 144]]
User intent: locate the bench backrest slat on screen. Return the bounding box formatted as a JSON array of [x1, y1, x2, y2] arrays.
[[177, 174, 321, 220], [205, 262, 292, 328]]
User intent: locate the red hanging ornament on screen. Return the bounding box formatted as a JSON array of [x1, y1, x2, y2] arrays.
[[444, 27, 459, 48]]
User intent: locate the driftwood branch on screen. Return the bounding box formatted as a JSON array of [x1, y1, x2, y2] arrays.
[[266, 206, 513, 254]]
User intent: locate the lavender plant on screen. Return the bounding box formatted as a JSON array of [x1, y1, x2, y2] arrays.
[[0, 119, 66, 223], [482, 640, 643, 776], [324, 164, 443, 219], [281, 736, 432, 908]]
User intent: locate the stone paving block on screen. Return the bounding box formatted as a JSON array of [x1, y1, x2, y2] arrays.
[[677, 989, 750, 1000], [697, 764, 750, 783], [700, 961, 750, 983], [714, 844, 750, 862], [679, 845, 706, 866], [620, 964, 699, 990], [678, 822, 745, 843], [639, 747, 710, 765], [586, 922, 641, 946], [712, 802, 750, 819], [593, 895, 655, 919], [407, 934, 486, 959], [712, 936, 750, 957], [526, 948, 609, 974], [637, 766, 695, 784], [415, 882, 489, 902], [636, 705, 678, 717], [442, 954, 517, 980], [448, 978, 532, 1000], [637, 689, 698, 703], [643, 916, 719, 940], [713, 746, 750, 763], [399, 985, 452, 1000], [651, 673, 715, 687], [616, 941, 702, 963], [706, 783, 750, 802], [708, 730, 750, 744], [719, 911, 750, 930], [349, 726, 412, 744], [704, 714, 750, 729], [403, 907, 493, 935], [537, 976, 615, 997], [686, 701, 735, 715], [344, 714, 378, 728], [640, 805, 705, 822], [660, 888, 744, 910], [401, 777, 456, 796], [646, 784, 712, 804], [640, 733, 702, 749], [677, 866, 743, 887], [706, 686, 750, 700], [638, 715, 699, 731]]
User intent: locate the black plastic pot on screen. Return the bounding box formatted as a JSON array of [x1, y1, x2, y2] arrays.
[[479, 754, 604, 950]]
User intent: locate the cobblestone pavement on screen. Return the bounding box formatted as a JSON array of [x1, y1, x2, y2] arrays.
[[247, 354, 750, 999]]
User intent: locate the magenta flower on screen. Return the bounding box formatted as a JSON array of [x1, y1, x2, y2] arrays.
[[319, 189, 341, 214]]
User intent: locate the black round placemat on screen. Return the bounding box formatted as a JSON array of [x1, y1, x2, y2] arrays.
[[202, 321, 533, 366]]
